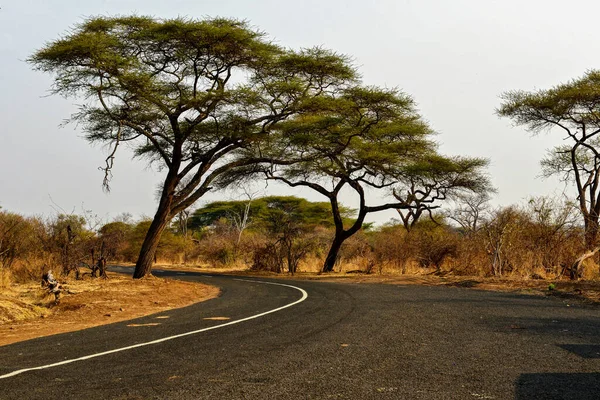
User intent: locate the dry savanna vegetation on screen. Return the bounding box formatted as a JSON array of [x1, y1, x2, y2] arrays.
[[2, 192, 598, 320], [4, 16, 600, 344], [0, 211, 218, 344]]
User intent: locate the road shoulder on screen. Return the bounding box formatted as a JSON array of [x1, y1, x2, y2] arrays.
[[0, 272, 219, 346]]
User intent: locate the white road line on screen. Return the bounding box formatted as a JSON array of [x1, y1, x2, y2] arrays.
[[0, 279, 307, 379]]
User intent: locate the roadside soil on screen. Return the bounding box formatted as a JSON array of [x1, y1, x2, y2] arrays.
[[0, 272, 219, 347]]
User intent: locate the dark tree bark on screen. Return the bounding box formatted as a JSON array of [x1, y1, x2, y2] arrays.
[[322, 183, 367, 272], [133, 170, 179, 278], [133, 204, 171, 278], [323, 235, 346, 272]]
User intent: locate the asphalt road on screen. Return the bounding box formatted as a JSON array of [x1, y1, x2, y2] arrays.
[[1, 269, 599, 400]]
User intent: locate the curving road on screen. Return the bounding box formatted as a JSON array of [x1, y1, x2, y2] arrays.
[[1, 269, 600, 399]]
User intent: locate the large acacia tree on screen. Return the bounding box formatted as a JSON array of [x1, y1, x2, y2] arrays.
[[225, 86, 439, 271], [498, 71, 600, 254], [30, 16, 356, 278]]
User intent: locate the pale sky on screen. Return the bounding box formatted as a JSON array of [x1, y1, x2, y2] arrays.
[[0, 0, 594, 225]]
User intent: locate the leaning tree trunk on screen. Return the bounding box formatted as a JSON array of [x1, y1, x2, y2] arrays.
[[323, 234, 346, 273], [133, 196, 174, 279]]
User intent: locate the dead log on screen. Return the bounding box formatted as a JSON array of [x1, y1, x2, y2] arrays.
[[570, 246, 600, 279]]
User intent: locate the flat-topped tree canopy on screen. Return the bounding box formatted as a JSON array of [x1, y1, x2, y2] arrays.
[[392, 154, 492, 231], [29, 15, 358, 278], [220, 85, 449, 271]]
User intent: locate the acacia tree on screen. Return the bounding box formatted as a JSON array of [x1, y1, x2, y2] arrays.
[[224, 86, 438, 271], [392, 155, 491, 232], [30, 16, 356, 278], [498, 71, 600, 273]]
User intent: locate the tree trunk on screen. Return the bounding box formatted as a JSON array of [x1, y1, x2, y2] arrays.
[[323, 234, 345, 272], [584, 215, 600, 250], [133, 198, 173, 279]]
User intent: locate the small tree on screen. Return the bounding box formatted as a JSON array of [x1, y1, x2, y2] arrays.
[[0, 211, 38, 270], [47, 214, 92, 276], [98, 221, 132, 261], [30, 16, 356, 278], [482, 207, 523, 276], [525, 196, 580, 277], [258, 197, 320, 274], [392, 155, 492, 231], [411, 217, 458, 274]]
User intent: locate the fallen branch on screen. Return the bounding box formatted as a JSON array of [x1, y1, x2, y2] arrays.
[[570, 246, 600, 279]]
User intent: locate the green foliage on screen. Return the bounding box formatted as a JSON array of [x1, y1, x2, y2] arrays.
[[264, 86, 435, 185], [497, 70, 600, 133], [29, 16, 357, 199], [30, 15, 360, 276], [256, 196, 335, 235], [48, 214, 88, 244], [189, 196, 354, 231], [393, 154, 493, 230], [189, 200, 263, 231]]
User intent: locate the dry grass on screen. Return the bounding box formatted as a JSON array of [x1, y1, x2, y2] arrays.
[[0, 271, 219, 346]]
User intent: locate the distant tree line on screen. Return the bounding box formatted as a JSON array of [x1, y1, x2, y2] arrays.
[[1, 193, 593, 286]]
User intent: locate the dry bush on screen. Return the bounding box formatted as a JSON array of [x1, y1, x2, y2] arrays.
[[98, 221, 132, 262], [368, 219, 459, 275], [3, 193, 592, 282], [251, 242, 283, 272], [521, 197, 583, 278], [447, 198, 584, 279], [366, 198, 585, 280], [410, 222, 459, 274], [249, 228, 331, 274], [0, 268, 11, 289], [446, 231, 489, 276], [298, 254, 325, 273], [367, 225, 412, 274], [196, 231, 238, 267], [474, 201, 583, 278], [117, 219, 192, 265], [45, 214, 94, 276], [0, 212, 55, 284]]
